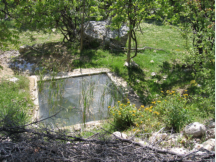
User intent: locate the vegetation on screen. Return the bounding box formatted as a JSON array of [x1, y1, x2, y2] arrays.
[[0, 0, 214, 137]]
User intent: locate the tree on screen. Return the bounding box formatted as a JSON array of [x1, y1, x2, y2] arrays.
[[106, 0, 156, 66]]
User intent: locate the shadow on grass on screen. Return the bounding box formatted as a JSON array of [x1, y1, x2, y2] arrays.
[[126, 60, 195, 104]]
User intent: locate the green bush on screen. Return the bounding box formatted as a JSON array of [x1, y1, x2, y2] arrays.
[[154, 90, 193, 132]]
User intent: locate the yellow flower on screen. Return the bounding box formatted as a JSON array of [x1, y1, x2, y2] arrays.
[[108, 106, 111, 108], [118, 101, 121, 103], [150, 106, 153, 109], [133, 110, 136, 113], [161, 91, 164, 93], [173, 94, 175, 96], [133, 129, 136, 132], [165, 100, 167, 101], [118, 111, 121, 113], [127, 101, 130, 104], [183, 94, 188, 96], [119, 113, 121, 115], [152, 101, 156, 104], [124, 105, 126, 107], [185, 90, 188, 92], [140, 121, 143, 124], [166, 90, 170, 93], [169, 93, 172, 95], [113, 113, 115, 116], [141, 115, 144, 117], [129, 111, 132, 113], [149, 110, 152, 112], [136, 123, 139, 127], [172, 91, 175, 93], [120, 108, 122, 110], [144, 129, 147, 131], [113, 106, 115, 108], [157, 101, 161, 103], [120, 104, 123, 106], [138, 109, 141, 111], [132, 114, 135, 116]]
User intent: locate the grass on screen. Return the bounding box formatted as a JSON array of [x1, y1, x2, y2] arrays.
[[1, 19, 214, 138], [0, 75, 34, 126]]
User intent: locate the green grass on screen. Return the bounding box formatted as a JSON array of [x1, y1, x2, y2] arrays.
[[0, 76, 33, 126]]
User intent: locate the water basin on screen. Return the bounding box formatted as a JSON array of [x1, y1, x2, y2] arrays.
[[38, 74, 123, 127]]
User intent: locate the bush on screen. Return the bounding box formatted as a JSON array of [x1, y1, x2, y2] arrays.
[[154, 90, 193, 132]]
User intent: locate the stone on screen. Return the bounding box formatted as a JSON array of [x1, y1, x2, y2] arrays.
[[149, 132, 167, 144], [169, 147, 188, 155], [202, 139, 215, 151], [124, 61, 139, 68], [166, 133, 185, 145], [207, 121, 215, 128], [151, 72, 156, 76], [8, 77, 19, 83], [184, 122, 206, 138], [150, 60, 154, 63], [19, 45, 30, 54], [112, 131, 128, 139], [206, 128, 215, 139], [84, 20, 129, 49]]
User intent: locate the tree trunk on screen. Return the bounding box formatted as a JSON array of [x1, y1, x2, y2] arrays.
[[80, 0, 86, 53], [127, 0, 132, 66]]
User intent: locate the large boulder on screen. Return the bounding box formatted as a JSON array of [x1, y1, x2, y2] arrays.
[[84, 20, 129, 49], [184, 122, 206, 138]]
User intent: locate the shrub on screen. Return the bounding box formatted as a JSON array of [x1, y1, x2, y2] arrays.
[[154, 90, 193, 132]]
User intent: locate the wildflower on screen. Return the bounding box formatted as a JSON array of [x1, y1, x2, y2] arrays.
[[108, 106, 111, 108], [113, 113, 115, 116], [172, 91, 175, 93], [152, 101, 156, 104], [165, 100, 167, 101], [118, 101, 121, 103], [133, 110, 136, 113], [133, 129, 136, 131], [140, 121, 143, 124], [141, 115, 144, 117], [119, 113, 121, 115], [157, 101, 161, 103], [120, 108, 122, 110], [150, 106, 153, 109], [161, 91, 164, 93], [136, 123, 139, 127], [183, 94, 188, 96], [141, 105, 144, 108], [166, 90, 170, 93], [113, 106, 115, 108], [129, 111, 132, 113], [185, 90, 188, 92], [145, 129, 147, 131], [173, 94, 175, 96], [127, 101, 130, 104], [169, 93, 172, 95], [124, 105, 126, 107], [138, 109, 141, 111], [132, 114, 135, 116], [149, 110, 152, 112], [120, 104, 123, 106]]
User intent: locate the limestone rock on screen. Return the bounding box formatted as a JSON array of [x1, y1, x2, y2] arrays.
[[207, 121, 215, 128], [202, 139, 215, 151], [19, 45, 30, 54], [206, 128, 215, 139], [184, 122, 206, 138], [169, 147, 188, 155], [149, 132, 167, 144], [8, 77, 19, 83], [112, 131, 128, 139], [84, 20, 129, 49]]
